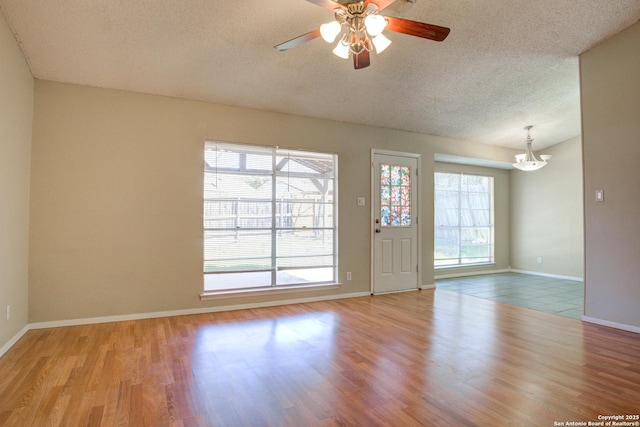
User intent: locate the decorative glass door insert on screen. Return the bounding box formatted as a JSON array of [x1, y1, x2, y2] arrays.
[[380, 164, 412, 227]]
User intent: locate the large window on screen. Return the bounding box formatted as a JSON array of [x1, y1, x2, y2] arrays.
[[434, 172, 494, 267], [203, 142, 337, 292]]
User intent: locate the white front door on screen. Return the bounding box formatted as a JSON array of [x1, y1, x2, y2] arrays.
[[371, 151, 420, 294]]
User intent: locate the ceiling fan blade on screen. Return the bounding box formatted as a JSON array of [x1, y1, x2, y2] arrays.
[[353, 50, 371, 69], [305, 0, 346, 11], [385, 17, 450, 41], [274, 29, 322, 51], [365, 0, 396, 12]]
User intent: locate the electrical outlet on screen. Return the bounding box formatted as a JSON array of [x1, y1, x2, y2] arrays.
[[6, 305, 10, 321], [346, 272, 352, 281]]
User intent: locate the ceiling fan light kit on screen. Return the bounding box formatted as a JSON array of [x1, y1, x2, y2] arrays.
[[320, 2, 387, 62], [275, 0, 451, 69], [512, 126, 551, 171]]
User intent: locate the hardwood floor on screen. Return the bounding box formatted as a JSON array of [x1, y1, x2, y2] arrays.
[[1, 289, 639, 426]]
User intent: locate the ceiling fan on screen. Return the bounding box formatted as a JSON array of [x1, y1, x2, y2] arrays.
[[274, 0, 450, 69]]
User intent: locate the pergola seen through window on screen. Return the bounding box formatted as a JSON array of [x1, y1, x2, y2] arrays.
[[203, 142, 337, 292]]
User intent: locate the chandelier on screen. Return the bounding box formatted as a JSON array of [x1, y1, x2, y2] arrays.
[[512, 126, 551, 171], [319, 2, 392, 61]]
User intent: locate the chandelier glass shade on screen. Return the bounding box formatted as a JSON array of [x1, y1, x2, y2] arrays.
[[320, 2, 392, 58], [512, 126, 551, 171]]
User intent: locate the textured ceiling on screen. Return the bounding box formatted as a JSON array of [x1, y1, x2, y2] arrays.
[[2, 0, 639, 149]]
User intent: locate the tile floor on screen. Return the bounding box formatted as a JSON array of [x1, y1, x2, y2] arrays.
[[435, 272, 584, 319]]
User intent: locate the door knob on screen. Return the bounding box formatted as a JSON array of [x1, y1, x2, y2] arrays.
[[375, 228, 381, 233]]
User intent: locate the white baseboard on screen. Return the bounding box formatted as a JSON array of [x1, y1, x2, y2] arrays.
[[28, 291, 371, 330], [434, 269, 510, 280], [582, 316, 640, 334], [2, 292, 369, 356], [0, 325, 30, 358], [434, 268, 583, 282], [4, 293, 639, 358], [420, 284, 435, 290], [509, 269, 583, 282]]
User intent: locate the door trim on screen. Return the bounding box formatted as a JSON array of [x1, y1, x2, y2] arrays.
[[370, 149, 422, 294]]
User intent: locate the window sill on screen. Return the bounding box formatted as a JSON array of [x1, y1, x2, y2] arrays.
[[200, 283, 342, 300], [434, 262, 496, 270]]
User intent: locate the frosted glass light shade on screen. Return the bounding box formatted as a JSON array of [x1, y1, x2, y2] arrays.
[[512, 161, 548, 171], [512, 148, 550, 171], [372, 33, 392, 53], [332, 41, 350, 59], [364, 14, 387, 36], [320, 21, 342, 43]]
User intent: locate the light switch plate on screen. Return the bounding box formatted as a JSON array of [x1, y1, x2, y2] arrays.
[[357, 197, 365, 206], [595, 189, 604, 202]]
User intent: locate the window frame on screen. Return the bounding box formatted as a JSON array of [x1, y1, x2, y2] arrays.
[[202, 141, 338, 296], [434, 171, 495, 268]]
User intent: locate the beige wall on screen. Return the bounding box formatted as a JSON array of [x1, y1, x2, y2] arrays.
[[510, 136, 584, 278], [30, 80, 520, 322], [580, 21, 640, 328], [433, 162, 511, 277], [0, 12, 33, 348], [3, 8, 634, 336]]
